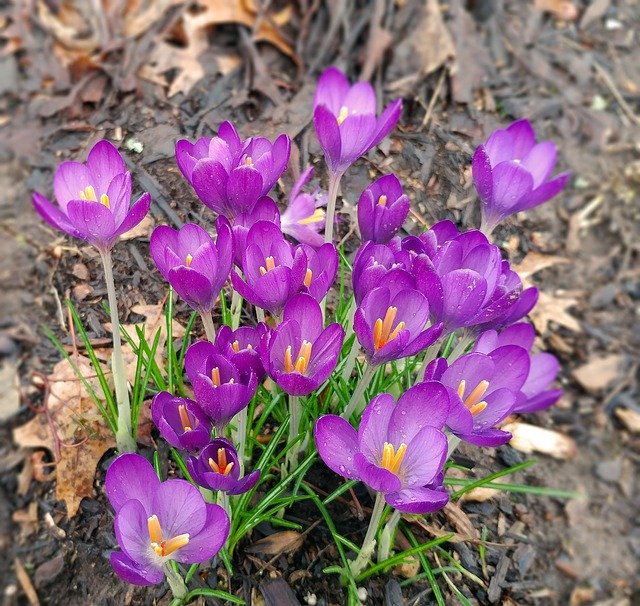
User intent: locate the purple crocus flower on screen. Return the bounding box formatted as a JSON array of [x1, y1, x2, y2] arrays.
[[185, 340, 257, 430], [151, 393, 212, 451], [281, 167, 327, 248], [315, 382, 450, 513], [351, 241, 414, 306], [231, 221, 308, 317], [260, 293, 344, 396], [357, 174, 410, 244], [32, 140, 151, 253], [214, 323, 269, 381], [425, 345, 530, 446], [176, 121, 290, 219], [187, 437, 260, 496], [473, 323, 562, 413], [472, 119, 570, 234], [354, 284, 443, 366], [106, 453, 229, 586], [149, 221, 233, 313], [313, 67, 402, 176], [300, 243, 338, 302], [231, 196, 281, 266]]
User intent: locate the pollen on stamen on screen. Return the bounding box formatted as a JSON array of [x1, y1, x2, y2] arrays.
[[337, 106, 349, 125], [211, 367, 221, 387], [298, 208, 325, 225], [304, 268, 313, 288], [260, 256, 276, 276], [245, 156, 253, 166], [178, 404, 193, 432], [231, 340, 240, 353], [378, 195, 388, 207]]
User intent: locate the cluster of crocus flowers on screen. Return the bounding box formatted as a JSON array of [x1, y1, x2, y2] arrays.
[[31, 65, 570, 597]]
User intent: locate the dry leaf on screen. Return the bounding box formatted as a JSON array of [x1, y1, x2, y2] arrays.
[[502, 422, 577, 459], [459, 485, 503, 503], [512, 252, 569, 281], [246, 531, 304, 556], [572, 354, 624, 393], [533, 0, 579, 20], [0, 358, 20, 421], [13, 356, 115, 517], [394, 554, 420, 578], [119, 213, 154, 241], [443, 501, 480, 539], [529, 290, 582, 334], [615, 407, 640, 434]]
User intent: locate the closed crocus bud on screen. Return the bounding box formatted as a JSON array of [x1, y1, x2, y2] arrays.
[[281, 167, 327, 248], [149, 220, 233, 314], [184, 341, 257, 431], [187, 438, 260, 496], [151, 393, 212, 451], [260, 293, 344, 396], [425, 345, 531, 447], [315, 382, 450, 514], [215, 323, 270, 381], [231, 197, 281, 266], [299, 243, 338, 302], [32, 140, 151, 253], [231, 221, 308, 317], [472, 119, 570, 234], [357, 174, 410, 244], [313, 67, 402, 176], [176, 121, 290, 219], [354, 283, 442, 366]]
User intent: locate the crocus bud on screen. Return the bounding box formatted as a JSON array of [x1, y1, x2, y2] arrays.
[[357, 174, 410, 244]]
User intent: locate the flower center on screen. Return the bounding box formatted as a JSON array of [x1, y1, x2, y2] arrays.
[[298, 208, 325, 225], [178, 404, 195, 432], [337, 105, 349, 125], [259, 256, 276, 275], [378, 195, 387, 207], [244, 156, 253, 166], [284, 340, 312, 374], [79, 185, 110, 208], [185, 253, 193, 267], [208, 447, 234, 475], [380, 442, 407, 475], [147, 514, 189, 558], [372, 306, 405, 351], [304, 268, 313, 288], [211, 367, 235, 387], [231, 339, 253, 353], [457, 379, 489, 416]]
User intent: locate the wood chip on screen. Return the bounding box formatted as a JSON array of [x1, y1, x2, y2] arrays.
[[502, 422, 577, 459], [573, 354, 624, 393], [14, 558, 40, 606], [614, 407, 640, 434], [246, 531, 304, 556]]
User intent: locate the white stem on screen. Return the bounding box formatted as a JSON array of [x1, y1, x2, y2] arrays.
[[286, 395, 302, 472], [230, 291, 243, 330], [447, 432, 461, 457], [164, 562, 188, 599], [340, 336, 361, 385], [232, 406, 248, 474], [200, 311, 216, 342], [448, 333, 474, 363], [218, 490, 231, 520], [415, 342, 441, 383], [341, 363, 376, 420], [255, 307, 265, 324], [324, 172, 343, 244], [349, 492, 385, 578], [378, 509, 401, 562], [100, 251, 135, 453]]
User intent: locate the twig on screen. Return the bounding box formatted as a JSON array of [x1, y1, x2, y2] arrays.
[[593, 61, 640, 127], [421, 66, 448, 131]]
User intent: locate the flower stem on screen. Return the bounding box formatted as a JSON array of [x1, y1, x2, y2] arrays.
[[324, 172, 343, 244], [415, 342, 441, 383], [377, 509, 401, 563], [349, 492, 386, 578], [286, 395, 302, 472], [255, 307, 265, 324], [340, 335, 361, 384], [218, 490, 231, 521], [200, 311, 216, 342], [232, 406, 248, 474], [100, 251, 135, 453], [447, 432, 461, 457], [164, 562, 188, 599], [341, 363, 376, 420], [230, 291, 243, 330], [448, 333, 474, 363]]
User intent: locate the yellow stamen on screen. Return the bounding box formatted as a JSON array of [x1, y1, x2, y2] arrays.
[[178, 404, 192, 432], [337, 106, 349, 125], [185, 253, 193, 267], [304, 268, 313, 288], [148, 515, 162, 545], [232, 340, 240, 353], [79, 185, 98, 202], [211, 367, 221, 387], [284, 345, 294, 373], [457, 379, 490, 416], [373, 306, 405, 350], [208, 447, 235, 475], [259, 256, 276, 276], [378, 195, 387, 207], [161, 534, 190, 556], [100, 193, 110, 208], [284, 340, 312, 374], [246, 344, 253, 350], [380, 442, 407, 475], [457, 379, 466, 399], [245, 156, 253, 166], [148, 515, 191, 558], [468, 402, 488, 416], [298, 208, 326, 225]]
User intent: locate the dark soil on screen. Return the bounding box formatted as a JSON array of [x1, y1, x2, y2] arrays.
[[1, 1, 639, 605]]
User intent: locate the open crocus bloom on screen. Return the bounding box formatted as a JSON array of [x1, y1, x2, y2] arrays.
[[175, 121, 290, 219], [473, 323, 562, 413], [354, 284, 443, 365], [184, 341, 257, 430], [425, 345, 530, 446], [313, 66, 402, 176], [32, 140, 151, 253], [260, 293, 344, 396], [281, 167, 327, 248], [149, 220, 233, 313], [105, 453, 229, 586], [357, 174, 410, 244], [315, 382, 450, 513], [151, 393, 212, 451], [472, 119, 570, 234], [188, 438, 260, 495], [300, 243, 338, 302]]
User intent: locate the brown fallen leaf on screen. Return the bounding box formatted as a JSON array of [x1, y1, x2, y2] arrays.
[[443, 501, 480, 539], [13, 356, 115, 517], [119, 213, 154, 241], [502, 422, 577, 459], [533, 0, 579, 20], [572, 354, 624, 393], [615, 407, 640, 434], [246, 531, 304, 556], [529, 290, 582, 334], [512, 252, 569, 282]]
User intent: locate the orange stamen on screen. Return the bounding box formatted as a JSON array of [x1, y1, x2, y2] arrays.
[[178, 405, 192, 432], [378, 195, 387, 207], [211, 367, 221, 387], [185, 253, 193, 267], [373, 306, 405, 350], [208, 447, 235, 475], [380, 442, 407, 475], [337, 106, 349, 125], [147, 514, 190, 557], [259, 256, 276, 276], [304, 268, 313, 288], [284, 340, 312, 374], [232, 340, 240, 353]]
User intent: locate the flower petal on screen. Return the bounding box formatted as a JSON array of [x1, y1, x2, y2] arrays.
[[357, 393, 396, 463], [314, 415, 359, 480], [66, 199, 117, 250], [152, 479, 208, 539], [54, 161, 91, 209], [355, 452, 401, 493], [171, 503, 230, 564], [32, 192, 82, 238], [314, 66, 350, 114], [314, 105, 342, 174], [105, 453, 160, 513], [115, 192, 151, 238], [110, 551, 163, 586], [472, 145, 493, 203], [87, 140, 127, 196], [385, 486, 449, 514]]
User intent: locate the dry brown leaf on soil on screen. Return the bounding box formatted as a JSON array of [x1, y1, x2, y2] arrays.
[[512, 252, 570, 282], [502, 421, 577, 459], [246, 531, 304, 556], [13, 355, 115, 517], [533, 0, 579, 20], [529, 290, 582, 334]]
